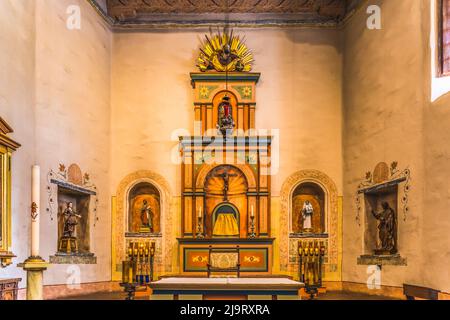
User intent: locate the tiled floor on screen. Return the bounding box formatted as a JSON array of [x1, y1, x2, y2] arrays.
[[60, 291, 399, 300]]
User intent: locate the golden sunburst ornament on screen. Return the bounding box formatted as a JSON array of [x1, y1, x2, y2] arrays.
[[197, 29, 253, 72]]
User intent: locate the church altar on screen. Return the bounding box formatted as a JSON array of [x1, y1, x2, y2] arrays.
[[149, 277, 304, 300]]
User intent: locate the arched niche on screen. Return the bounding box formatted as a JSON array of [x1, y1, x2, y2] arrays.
[[113, 170, 173, 280], [127, 182, 161, 234], [211, 90, 238, 134], [196, 163, 257, 191], [280, 170, 339, 273], [291, 182, 326, 234], [203, 165, 248, 238], [211, 202, 240, 238]]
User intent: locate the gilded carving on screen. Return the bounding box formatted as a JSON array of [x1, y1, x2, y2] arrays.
[[197, 29, 253, 72]]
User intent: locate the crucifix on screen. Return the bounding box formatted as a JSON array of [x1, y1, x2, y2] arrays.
[[215, 169, 237, 202]]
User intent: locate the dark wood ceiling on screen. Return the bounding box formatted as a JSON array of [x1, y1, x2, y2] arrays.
[[90, 0, 363, 28]]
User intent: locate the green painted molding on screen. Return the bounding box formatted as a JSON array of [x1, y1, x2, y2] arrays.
[[190, 72, 261, 87]]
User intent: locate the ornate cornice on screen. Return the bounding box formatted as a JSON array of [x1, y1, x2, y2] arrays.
[[89, 0, 364, 29]]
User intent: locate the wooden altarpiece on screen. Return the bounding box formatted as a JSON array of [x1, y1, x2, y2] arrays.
[[178, 73, 275, 275]]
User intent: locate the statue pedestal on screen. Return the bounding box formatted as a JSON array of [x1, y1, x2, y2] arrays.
[[139, 226, 151, 233], [18, 257, 49, 300], [58, 236, 78, 254], [374, 249, 397, 256], [357, 254, 407, 266]]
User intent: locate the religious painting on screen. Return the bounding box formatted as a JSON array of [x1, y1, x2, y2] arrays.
[[291, 183, 325, 234], [128, 182, 161, 234]]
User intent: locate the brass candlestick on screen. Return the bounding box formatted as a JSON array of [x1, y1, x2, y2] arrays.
[[196, 216, 204, 239], [249, 215, 256, 238]]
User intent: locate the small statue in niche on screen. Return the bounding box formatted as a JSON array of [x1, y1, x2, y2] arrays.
[[217, 96, 235, 136], [371, 202, 396, 254], [301, 200, 314, 233], [63, 202, 81, 238], [140, 200, 153, 233]]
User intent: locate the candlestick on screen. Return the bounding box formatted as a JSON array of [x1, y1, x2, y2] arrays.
[[19, 165, 48, 300], [31, 165, 40, 257]]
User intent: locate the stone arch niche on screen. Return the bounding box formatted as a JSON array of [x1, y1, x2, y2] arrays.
[[291, 182, 326, 235], [204, 165, 248, 238], [112, 170, 173, 281], [280, 170, 341, 281], [127, 182, 161, 234]]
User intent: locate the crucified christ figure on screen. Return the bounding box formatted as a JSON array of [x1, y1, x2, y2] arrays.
[[215, 169, 237, 202]]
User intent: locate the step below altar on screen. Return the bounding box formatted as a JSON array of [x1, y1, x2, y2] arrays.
[[178, 238, 274, 275]]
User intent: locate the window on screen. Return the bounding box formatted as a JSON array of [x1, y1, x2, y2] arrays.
[[439, 0, 450, 76]]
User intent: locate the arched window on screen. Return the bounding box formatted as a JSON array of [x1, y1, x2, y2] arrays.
[[431, 0, 450, 100], [439, 0, 450, 76], [128, 182, 161, 234], [291, 182, 325, 235]]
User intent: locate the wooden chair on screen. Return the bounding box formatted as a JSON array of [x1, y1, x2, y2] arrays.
[[207, 245, 241, 278]]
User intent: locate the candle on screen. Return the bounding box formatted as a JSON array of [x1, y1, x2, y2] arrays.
[[198, 206, 202, 218], [251, 205, 254, 218], [31, 165, 40, 257]]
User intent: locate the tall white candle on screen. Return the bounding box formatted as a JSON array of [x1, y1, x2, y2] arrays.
[[251, 205, 254, 217], [31, 165, 40, 257], [198, 206, 202, 218]]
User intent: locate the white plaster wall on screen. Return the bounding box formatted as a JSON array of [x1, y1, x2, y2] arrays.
[[0, 0, 36, 285], [110, 28, 344, 198], [423, 0, 450, 292], [33, 0, 112, 286], [0, 0, 112, 290], [342, 0, 433, 290]]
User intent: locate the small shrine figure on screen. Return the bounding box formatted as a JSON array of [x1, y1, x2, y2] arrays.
[[140, 200, 153, 233], [63, 202, 81, 238], [59, 202, 81, 254], [217, 96, 235, 136], [301, 200, 314, 233], [371, 202, 396, 254]]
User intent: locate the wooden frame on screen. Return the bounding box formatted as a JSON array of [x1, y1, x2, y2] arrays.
[[0, 117, 20, 268], [438, 0, 450, 77]]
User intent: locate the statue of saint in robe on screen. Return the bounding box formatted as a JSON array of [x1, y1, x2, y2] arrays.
[[140, 200, 153, 233], [371, 202, 396, 254], [63, 202, 81, 238], [217, 96, 235, 136], [301, 200, 314, 233]]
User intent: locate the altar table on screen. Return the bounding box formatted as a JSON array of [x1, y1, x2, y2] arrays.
[[149, 277, 304, 300]]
